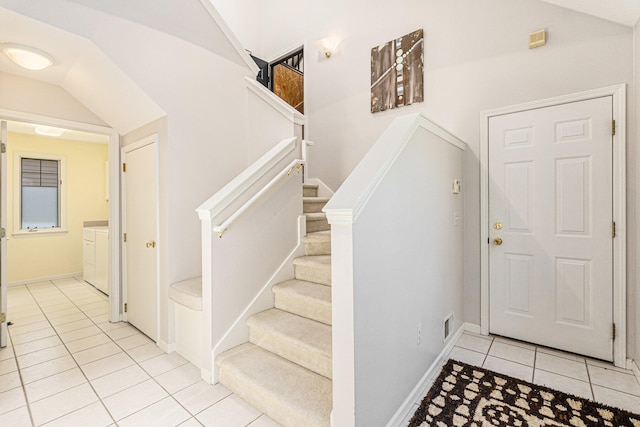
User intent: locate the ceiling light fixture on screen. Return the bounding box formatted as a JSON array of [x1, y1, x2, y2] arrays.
[[35, 125, 66, 137], [2, 43, 54, 71]]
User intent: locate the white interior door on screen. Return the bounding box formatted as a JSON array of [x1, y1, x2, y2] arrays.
[[489, 96, 613, 361], [0, 121, 7, 348], [123, 136, 158, 342]]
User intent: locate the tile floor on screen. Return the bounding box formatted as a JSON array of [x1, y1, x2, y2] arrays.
[[0, 277, 280, 427], [3, 278, 640, 426], [402, 330, 640, 424]]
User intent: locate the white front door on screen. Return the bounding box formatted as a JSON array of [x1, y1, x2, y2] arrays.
[[123, 135, 158, 342], [489, 96, 613, 361], [0, 121, 6, 348]]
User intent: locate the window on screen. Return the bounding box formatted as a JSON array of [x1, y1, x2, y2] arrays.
[[14, 153, 66, 235]]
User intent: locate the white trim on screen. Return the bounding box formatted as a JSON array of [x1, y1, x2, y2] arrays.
[[196, 137, 297, 220], [198, 0, 260, 75], [631, 360, 640, 386], [464, 323, 482, 335], [13, 151, 67, 235], [479, 84, 626, 367], [385, 323, 466, 427], [245, 78, 305, 125], [121, 134, 161, 344], [266, 43, 305, 64], [213, 159, 304, 236], [0, 110, 121, 324], [306, 177, 334, 198], [8, 272, 82, 287], [159, 339, 175, 354], [324, 113, 465, 226]]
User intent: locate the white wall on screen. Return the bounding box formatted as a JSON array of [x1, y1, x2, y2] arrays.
[[237, 0, 635, 342], [0, 72, 107, 126], [325, 116, 465, 425]]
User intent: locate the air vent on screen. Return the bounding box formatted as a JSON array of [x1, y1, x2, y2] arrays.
[[443, 313, 454, 341]]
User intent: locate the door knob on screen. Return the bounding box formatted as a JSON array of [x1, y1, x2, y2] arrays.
[[493, 238, 503, 246], [493, 222, 503, 230], [146, 241, 156, 248]]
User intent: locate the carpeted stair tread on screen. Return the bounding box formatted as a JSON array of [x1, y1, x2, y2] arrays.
[[217, 342, 332, 427], [303, 184, 319, 197], [302, 231, 331, 256], [305, 212, 330, 232], [273, 279, 332, 325], [168, 278, 202, 311], [294, 255, 331, 286], [248, 308, 332, 378], [303, 197, 331, 213]]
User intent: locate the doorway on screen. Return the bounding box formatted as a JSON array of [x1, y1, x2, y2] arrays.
[[480, 85, 626, 366], [0, 112, 120, 350], [121, 135, 159, 342]]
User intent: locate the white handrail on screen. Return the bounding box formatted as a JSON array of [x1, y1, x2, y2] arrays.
[[196, 137, 297, 221], [213, 159, 305, 238]]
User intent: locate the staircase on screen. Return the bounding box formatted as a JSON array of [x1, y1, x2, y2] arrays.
[[216, 183, 333, 427]]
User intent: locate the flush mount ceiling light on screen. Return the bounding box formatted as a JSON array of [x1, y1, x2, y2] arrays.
[[35, 125, 66, 137], [2, 43, 54, 71]]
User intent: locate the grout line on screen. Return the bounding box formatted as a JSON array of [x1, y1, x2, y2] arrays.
[[3, 332, 36, 426], [21, 280, 118, 426]]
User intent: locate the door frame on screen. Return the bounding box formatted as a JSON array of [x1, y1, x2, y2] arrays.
[[0, 110, 121, 323], [121, 134, 160, 341], [479, 84, 626, 367]]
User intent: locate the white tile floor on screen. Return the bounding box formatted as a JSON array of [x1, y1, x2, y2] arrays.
[[402, 331, 640, 424], [4, 279, 640, 426], [0, 277, 280, 427]]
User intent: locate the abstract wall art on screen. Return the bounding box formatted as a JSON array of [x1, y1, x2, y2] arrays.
[[371, 29, 424, 113]]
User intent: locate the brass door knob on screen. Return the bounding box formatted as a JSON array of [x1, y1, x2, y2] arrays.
[[146, 241, 156, 248], [493, 238, 503, 246]]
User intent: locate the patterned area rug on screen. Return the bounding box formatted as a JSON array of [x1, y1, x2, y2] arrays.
[[409, 359, 640, 427]]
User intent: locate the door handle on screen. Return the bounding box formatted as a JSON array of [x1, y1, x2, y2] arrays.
[[146, 241, 156, 248], [493, 238, 503, 246]]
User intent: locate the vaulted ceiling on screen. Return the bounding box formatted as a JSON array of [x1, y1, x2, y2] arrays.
[[0, 0, 636, 134]]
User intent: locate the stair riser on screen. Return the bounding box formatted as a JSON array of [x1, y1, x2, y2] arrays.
[[303, 200, 327, 214], [295, 264, 331, 286], [304, 240, 331, 256], [275, 293, 332, 326], [306, 217, 330, 233], [218, 367, 326, 427], [303, 187, 318, 197], [249, 328, 332, 379]]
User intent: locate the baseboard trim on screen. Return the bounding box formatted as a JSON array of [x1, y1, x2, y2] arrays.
[[464, 323, 482, 335], [201, 367, 212, 384], [306, 177, 334, 198], [9, 272, 82, 287], [158, 339, 175, 354], [630, 359, 640, 386], [385, 322, 466, 427]]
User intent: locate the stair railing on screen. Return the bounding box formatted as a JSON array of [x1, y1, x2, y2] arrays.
[[212, 158, 304, 238], [196, 134, 305, 384]]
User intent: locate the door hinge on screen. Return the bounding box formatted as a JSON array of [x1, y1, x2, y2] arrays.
[[0, 312, 5, 323], [123, 233, 127, 243], [124, 303, 128, 313], [0, 228, 5, 239], [1, 143, 6, 153], [612, 221, 616, 238], [613, 323, 616, 340], [122, 163, 127, 172], [612, 119, 616, 136]]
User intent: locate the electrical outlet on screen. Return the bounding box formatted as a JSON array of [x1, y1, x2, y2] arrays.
[[417, 322, 422, 346]]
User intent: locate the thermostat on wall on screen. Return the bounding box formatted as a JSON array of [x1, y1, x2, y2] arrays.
[[452, 179, 461, 194]]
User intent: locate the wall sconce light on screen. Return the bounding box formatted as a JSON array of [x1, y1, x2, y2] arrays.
[[1, 43, 54, 71], [316, 37, 341, 58]]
